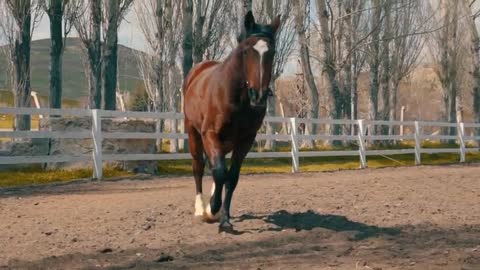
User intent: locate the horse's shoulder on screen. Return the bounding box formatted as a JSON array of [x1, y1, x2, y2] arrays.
[[184, 61, 220, 92]]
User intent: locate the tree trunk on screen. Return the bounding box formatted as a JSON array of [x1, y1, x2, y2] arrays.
[[12, 1, 32, 131], [388, 80, 399, 136], [47, 0, 63, 109], [367, 0, 382, 136], [381, 1, 392, 135], [182, 0, 194, 78], [103, 0, 120, 110], [474, 62, 480, 139], [181, 0, 193, 151], [467, 3, 480, 139], [293, 1, 319, 147], [238, 0, 253, 35], [243, 0, 252, 11], [316, 0, 342, 138], [88, 0, 102, 109], [448, 84, 457, 138], [263, 0, 276, 151], [192, 0, 204, 64], [264, 80, 277, 150]]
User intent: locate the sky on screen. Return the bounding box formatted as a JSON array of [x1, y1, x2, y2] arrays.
[[28, 8, 299, 75], [32, 9, 148, 51]]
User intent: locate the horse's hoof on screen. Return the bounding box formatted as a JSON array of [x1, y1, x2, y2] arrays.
[[203, 204, 222, 223], [218, 221, 234, 234]]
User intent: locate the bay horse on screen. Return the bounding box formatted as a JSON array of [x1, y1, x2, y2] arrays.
[[183, 12, 281, 233]]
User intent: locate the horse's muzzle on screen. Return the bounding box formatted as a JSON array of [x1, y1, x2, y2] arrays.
[[248, 88, 273, 107]]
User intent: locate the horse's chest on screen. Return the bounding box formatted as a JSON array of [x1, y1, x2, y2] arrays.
[[219, 112, 264, 144]]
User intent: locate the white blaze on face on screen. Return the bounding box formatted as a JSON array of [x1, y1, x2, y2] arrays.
[[253, 40, 269, 89]]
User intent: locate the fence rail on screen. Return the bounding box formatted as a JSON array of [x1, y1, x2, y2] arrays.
[[1, 107, 479, 179]]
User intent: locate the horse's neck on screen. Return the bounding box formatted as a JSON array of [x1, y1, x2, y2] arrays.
[[220, 50, 245, 100]]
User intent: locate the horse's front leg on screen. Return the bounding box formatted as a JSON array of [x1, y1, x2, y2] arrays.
[[187, 128, 206, 218], [220, 137, 255, 232], [203, 131, 228, 222]]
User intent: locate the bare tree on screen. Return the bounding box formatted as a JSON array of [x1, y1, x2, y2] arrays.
[[135, 0, 182, 151], [254, 0, 296, 150], [315, 0, 344, 137], [293, 0, 319, 146], [192, 0, 235, 63], [385, 0, 425, 135], [308, 0, 369, 139], [466, 0, 480, 136], [237, 0, 253, 36], [182, 0, 194, 79], [380, 0, 392, 129], [71, 0, 102, 109], [429, 0, 469, 137], [102, 0, 134, 110], [0, 0, 43, 130], [40, 0, 76, 109], [366, 0, 383, 129], [343, 0, 368, 128]]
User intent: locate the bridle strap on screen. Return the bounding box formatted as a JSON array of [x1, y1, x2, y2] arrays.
[[250, 32, 274, 41]]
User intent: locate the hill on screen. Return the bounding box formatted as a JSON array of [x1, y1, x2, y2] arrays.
[[0, 38, 143, 100]]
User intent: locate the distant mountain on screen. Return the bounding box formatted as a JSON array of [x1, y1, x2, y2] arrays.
[[0, 38, 143, 100]]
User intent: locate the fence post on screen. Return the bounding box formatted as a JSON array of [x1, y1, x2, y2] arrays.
[[414, 121, 421, 165], [289, 117, 299, 173], [357, 119, 367, 169], [170, 113, 178, 153], [458, 122, 466, 163], [91, 109, 103, 180]]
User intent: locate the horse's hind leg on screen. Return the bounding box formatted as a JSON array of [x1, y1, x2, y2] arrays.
[[188, 128, 206, 217]]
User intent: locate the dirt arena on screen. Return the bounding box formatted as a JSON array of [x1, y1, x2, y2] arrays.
[[0, 165, 479, 270]]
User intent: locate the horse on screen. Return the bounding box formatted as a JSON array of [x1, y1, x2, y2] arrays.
[[183, 11, 281, 233]]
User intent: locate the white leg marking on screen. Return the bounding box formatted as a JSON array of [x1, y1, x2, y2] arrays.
[[194, 194, 205, 217], [205, 203, 223, 222], [210, 182, 216, 196], [253, 40, 269, 87], [205, 182, 221, 221]]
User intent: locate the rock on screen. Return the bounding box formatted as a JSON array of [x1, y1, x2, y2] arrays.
[[37, 117, 158, 173], [146, 217, 156, 222], [155, 254, 174, 263], [99, 248, 113, 254]]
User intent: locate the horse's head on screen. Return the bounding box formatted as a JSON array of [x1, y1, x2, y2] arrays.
[[238, 12, 281, 107]]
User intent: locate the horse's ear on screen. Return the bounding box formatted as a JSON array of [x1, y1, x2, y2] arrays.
[[244, 11, 256, 32], [271, 14, 281, 33]]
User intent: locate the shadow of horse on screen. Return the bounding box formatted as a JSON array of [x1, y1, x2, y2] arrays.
[[236, 210, 400, 240]]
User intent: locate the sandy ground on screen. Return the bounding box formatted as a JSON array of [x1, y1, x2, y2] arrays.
[[0, 165, 479, 270]]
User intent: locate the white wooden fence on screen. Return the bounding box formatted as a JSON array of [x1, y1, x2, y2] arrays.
[[1, 107, 479, 180]]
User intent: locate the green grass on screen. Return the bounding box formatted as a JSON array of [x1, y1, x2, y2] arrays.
[[0, 166, 132, 188], [0, 114, 40, 129], [1, 138, 479, 188], [157, 152, 480, 176], [1, 152, 479, 189]]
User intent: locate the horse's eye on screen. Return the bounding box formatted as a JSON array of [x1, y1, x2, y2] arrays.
[[243, 49, 248, 56]]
